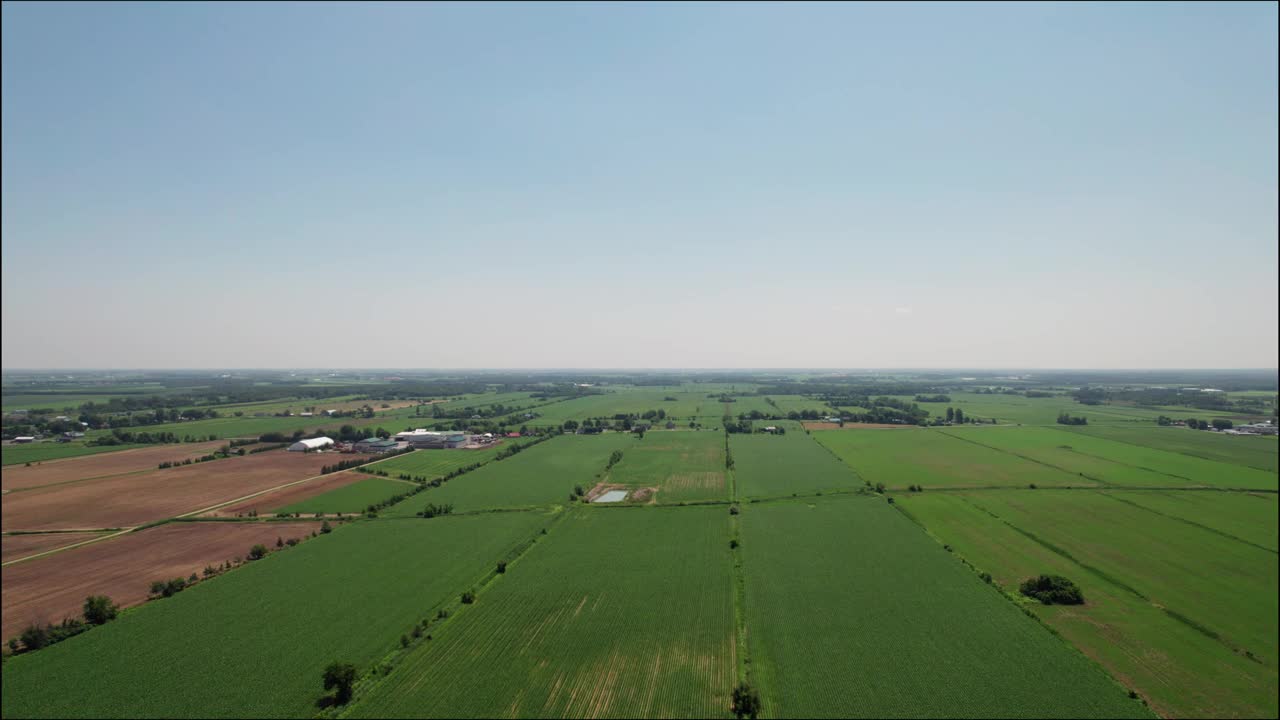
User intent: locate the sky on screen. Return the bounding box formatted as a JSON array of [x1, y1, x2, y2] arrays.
[[2, 1, 1276, 370]]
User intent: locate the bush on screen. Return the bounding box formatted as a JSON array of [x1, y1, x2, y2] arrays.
[[1019, 574, 1084, 605], [82, 595, 118, 625], [248, 544, 268, 560], [496, 561, 507, 574], [979, 571, 993, 584], [20, 625, 49, 651], [729, 539, 740, 549], [460, 590, 476, 604], [320, 520, 333, 534], [731, 682, 762, 719], [322, 662, 357, 705]]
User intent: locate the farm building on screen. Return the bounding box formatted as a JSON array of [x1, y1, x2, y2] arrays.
[[12, 436, 35, 443], [288, 437, 334, 452], [393, 430, 468, 449], [353, 437, 400, 453]]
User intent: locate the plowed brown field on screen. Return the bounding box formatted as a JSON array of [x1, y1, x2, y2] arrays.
[[1, 441, 226, 491], [1, 521, 320, 640], [1, 532, 107, 564], [208, 470, 367, 517], [1, 452, 365, 532]]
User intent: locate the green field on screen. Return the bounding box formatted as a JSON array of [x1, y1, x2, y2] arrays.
[[351, 506, 736, 718], [274, 477, 416, 514], [815, 428, 1091, 490], [0, 513, 551, 719], [761, 395, 835, 415], [1064, 425, 1278, 473], [939, 426, 1277, 490], [522, 391, 719, 427], [729, 431, 860, 498], [384, 433, 637, 515], [741, 495, 1150, 718], [897, 491, 1278, 718], [368, 444, 509, 479], [935, 392, 1242, 427], [608, 431, 728, 503], [1, 442, 145, 466], [1100, 489, 1278, 552]]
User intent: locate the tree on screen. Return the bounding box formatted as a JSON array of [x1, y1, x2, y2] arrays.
[[322, 662, 357, 705], [320, 520, 333, 534], [954, 408, 965, 424], [20, 625, 49, 652], [82, 595, 119, 625], [1019, 574, 1084, 605], [731, 682, 762, 719], [946, 407, 955, 422], [248, 544, 268, 560], [1211, 418, 1234, 430]]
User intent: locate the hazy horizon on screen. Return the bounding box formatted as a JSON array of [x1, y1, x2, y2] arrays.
[[3, 2, 1277, 369]]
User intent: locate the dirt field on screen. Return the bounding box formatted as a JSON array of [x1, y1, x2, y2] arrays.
[[1, 532, 107, 564], [801, 422, 918, 430], [1, 452, 367, 532], [1, 441, 226, 492], [208, 470, 367, 517], [0, 521, 320, 641]]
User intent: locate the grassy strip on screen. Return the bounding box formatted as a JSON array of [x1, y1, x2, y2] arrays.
[[1097, 492, 1278, 555]]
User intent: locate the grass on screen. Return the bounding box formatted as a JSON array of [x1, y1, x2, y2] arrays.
[[1, 442, 145, 466], [0, 513, 551, 719], [740, 495, 1150, 718], [273, 477, 415, 514], [815, 428, 1090, 490], [383, 433, 637, 515], [1099, 489, 1278, 552], [367, 444, 508, 480], [607, 431, 728, 503], [1064, 425, 1278, 473], [522, 390, 719, 427], [932, 392, 1240, 427], [349, 506, 736, 718], [897, 491, 1278, 719], [940, 425, 1277, 490], [730, 431, 861, 498]]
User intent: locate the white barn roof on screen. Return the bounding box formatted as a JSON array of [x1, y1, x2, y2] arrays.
[[290, 437, 334, 450]]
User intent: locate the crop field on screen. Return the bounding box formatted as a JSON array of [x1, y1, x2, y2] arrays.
[[351, 506, 737, 719], [1, 451, 359, 532], [607, 431, 727, 503], [2, 442, 146, 467], [1100, 489, 1278, 552], [1, 531, 107, 564], [371, 444, 509, 479], [2, 392, 157, 412], [0, 513, 551, 719], [1063, 425, 1278, 473], [740, 495, 1149, 718], [939, 426, 1277, 490], [1, 441, 227, 491], [273, 477, 415, 514], [384, 433, 637, 515], [933, 392, 1240, 427], [729, 432, 860, 498], [761, 395, 835, 415], [816, 428, 1091, 490], [1, 520, 321, 642], [897, 491, 1278, 718], [523, 391, 717, 426]]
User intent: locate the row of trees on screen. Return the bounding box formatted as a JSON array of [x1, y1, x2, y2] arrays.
[[1056, 412, 1088, 426], [8, 595, 118, 654]]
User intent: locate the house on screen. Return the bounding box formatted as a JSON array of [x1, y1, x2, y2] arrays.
[[288, 437, 334, 452], [13, 436, 35, 443], [353, 437, 399, 454]]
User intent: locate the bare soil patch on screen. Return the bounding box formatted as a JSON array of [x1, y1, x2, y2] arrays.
[[1, 521, 320, 641], [629, 487, 658, 504], [1, 441, 226, 492], [1, 452, 367, 532], [665, 472, 725, 491], [1, 532, 107, 564], [208, 470, 368, 517]]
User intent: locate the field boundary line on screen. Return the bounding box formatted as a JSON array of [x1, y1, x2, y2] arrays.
[[936, 429, 1111, 486], [1, 527, 135, 566], [1096, 492, 1278, 555]]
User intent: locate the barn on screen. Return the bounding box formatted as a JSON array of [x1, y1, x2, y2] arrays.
[[288, 437, 334, 452]]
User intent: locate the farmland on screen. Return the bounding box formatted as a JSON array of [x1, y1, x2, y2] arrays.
[[0, 373, 1275, 719], [0, 513, 551, 719], [815, 428, 1092, 490], [383, 432, 637, 515], [350, 506, 737, 718], [896, 491, 1278, 718], [607, 431, 728, 503], [729, 431, 861, 498], [1, 520, 321, 641], [1, 440, 226, 491], [274, 477, 415, 514], [1, 450, 359, 532], [740, 496, 1150, 718], [2, 441, 146, 466]]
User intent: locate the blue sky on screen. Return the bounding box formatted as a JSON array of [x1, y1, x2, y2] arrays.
[[2, 1, 1276, 368]]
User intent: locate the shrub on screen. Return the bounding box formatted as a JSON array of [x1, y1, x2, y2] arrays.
[[1019, 574, 1084, 605], [496, 561, 507, 574], [731, 682, 762, 719], [248, 544, 268, 560], [322, 662, 357, 705], [979, 571, 993, 584], [20, 625, 49, 651], [82, 595, 118, 625], [400, 634, 409, 648], [320, 520, 333, 534], [729, 539, 740, 549], [460, 590, 476, 604]]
